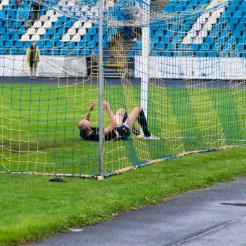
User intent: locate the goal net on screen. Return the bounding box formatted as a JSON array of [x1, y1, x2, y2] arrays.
[[0, 0, 246, 177]]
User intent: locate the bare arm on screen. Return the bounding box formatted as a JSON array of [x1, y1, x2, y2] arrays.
[[85, 102, 97, 121], [103, 101, 117, 133]]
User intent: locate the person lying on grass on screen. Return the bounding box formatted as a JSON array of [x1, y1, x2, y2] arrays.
[[78, 101, 160, 141]]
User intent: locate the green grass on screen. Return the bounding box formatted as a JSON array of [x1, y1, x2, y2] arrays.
[[0, 146, 246, 245], [1, 84, 246, 176]]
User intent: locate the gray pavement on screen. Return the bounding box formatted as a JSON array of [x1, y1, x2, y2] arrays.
[[34, 178, 246, 246]]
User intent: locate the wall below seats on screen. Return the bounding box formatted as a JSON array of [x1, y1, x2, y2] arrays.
[[0, 55, 87, 77], [135, 56, 246, 80]]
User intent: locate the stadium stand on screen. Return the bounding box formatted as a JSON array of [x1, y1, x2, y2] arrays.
[[132, 0, 246, 57], [0, 0, 245, 57], [0, 0, 117, 55]]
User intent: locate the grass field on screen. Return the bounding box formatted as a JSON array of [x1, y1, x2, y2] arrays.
[[1, 82, 246, 245], [1, 83, 246, 176], [0, 146, 246, 245]]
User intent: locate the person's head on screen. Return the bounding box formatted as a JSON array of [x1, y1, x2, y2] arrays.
[[78, 119, 91, 137], [32, 41, 36, 47], [20, 2, 24, 7]]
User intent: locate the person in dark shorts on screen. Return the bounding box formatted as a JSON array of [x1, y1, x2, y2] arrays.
[[26, 41, 40, 79], [78, 101, 160, 141]]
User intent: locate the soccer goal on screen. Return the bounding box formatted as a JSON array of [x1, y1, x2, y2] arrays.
[[0, 0, 246, 178]]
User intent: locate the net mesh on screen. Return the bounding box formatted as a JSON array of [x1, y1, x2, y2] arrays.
[[0, 0, 246, 177]]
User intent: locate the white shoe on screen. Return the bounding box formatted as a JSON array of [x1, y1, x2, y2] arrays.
[[144, 134, 160, 140]]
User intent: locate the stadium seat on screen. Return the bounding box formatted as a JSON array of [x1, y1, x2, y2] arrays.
[[0, 27, 4, 35], [45, 40, 54, 48], [27, 27, 36, 35], [21, 34, 30, 41], [62, 34, 71, 41], [47, 28, 55, 35], [72, 34, 81, 41], [1, 0, 9, 6], [67, 27, 76, 35], [31, 34, 40, 41], [84, 22, 92, 29], [43, 20, 52, 28], [50, 15, 58, 22], [60, 48, 69, 55], [40, 15, 48, 22], [46, 10, 55, 17], [33, 20, 42, 28], [37, 27, 46, 35], [74, 20, 82, 28], [78, 27, 86, 36]]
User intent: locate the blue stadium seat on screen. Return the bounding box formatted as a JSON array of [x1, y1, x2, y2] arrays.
[[47, 28, 55, 35], [156, 42, 165, 49], [45, 41, 55, 48], [190, 43, 200, 51], [207, 52, 217, 57], [60, 48, 69, 55], [11, 33, 20, 40], [223, 43, 233, 51], [5, 40, 13, 48], [201, 43, 210, 51], [179, 43, 187, 50], [0, 27, 5, 35], [2, 33, 9, 41], [37, 41, 44, 48], [17, 27, 25, 35], [24, 41, 32, 48], [17, 48, 26, 54], [15, 41, 23, 48], [55, 41, 63, 47]]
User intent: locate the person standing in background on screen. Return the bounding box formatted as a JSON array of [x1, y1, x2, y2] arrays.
[[17, 2, 28, 21], [31, 2, 41, 22], [26, 41, 40, 79]]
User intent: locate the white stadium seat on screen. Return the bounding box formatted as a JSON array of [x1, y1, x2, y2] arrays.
[[62, 34, 71, 41], [106, 0, 114, 8], [37, 27, 46, 35], [67, 0, 75, 6], [43, 20, 52, 28], [1, 0, 9, 6], [67, 27, 76, 35], [50, 15, 58, 22], [193, 23, 202, 31], [31, 34, 40, 41], [46, 10, 54, 17], [208, 17, 217, 24], [40, 15, 48, 22], [199, 29, 208, 38], [77, 27, 86, 36], [33, 20, 42, 28], [84, 22, 92, 29], [27, 27, 36, 35], [81, 5, 88, 11], [73, 21, 82, 29], [203, 22, 213, 31], [182, 36, 192, 45], [193, 36, 203, 44], [21, 34, 30, 41], [55, 12, 62, 17], [72, 34, 81, 42]]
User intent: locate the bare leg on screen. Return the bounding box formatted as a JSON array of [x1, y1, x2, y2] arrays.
[[125, 107, 141, 130], [115, 108, 125, 126], [34, 67, 37, 78]]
